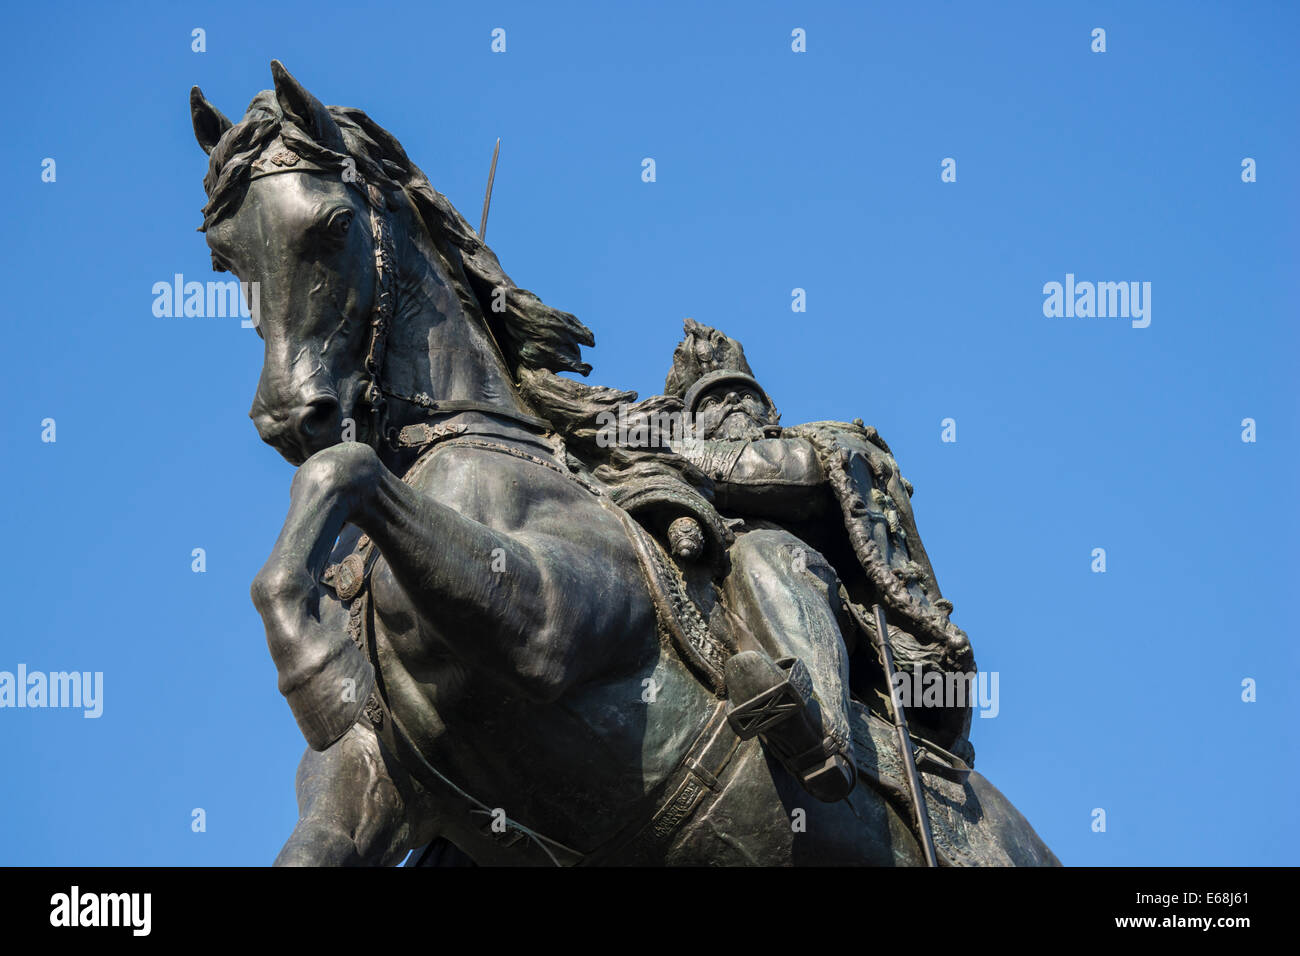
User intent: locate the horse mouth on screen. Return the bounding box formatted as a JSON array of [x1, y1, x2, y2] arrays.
[[281, 446, 310, 467], [254, 394, 345, 465], [264, 432, 323, 467]]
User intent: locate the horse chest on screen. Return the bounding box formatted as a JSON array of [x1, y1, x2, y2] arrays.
[[365, 446, 642, 695], [415, 445, 606, 532]]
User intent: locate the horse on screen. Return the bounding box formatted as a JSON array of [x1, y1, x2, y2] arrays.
[[189, 61, 1060, 867]]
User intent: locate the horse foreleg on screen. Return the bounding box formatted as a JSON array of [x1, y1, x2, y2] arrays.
[[274, 721, 434, 867], [251, 443, 391, 750], [254, 441, 617, 710], [251, 440, 548, 748]]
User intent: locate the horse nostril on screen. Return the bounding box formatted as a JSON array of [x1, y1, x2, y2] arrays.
[[292, 397, 341, 445]]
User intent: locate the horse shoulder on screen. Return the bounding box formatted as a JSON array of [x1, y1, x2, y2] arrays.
[[406, 445, 654, 685]]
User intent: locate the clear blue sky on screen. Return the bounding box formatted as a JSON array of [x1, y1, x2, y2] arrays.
[[1, 0, 1295, 866]]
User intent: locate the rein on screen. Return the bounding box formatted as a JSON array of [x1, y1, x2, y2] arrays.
[[359, 180, 396, 442], [350, 172, 552, 446]]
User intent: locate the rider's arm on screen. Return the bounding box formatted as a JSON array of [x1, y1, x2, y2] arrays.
[[681, 436, 831, 519]]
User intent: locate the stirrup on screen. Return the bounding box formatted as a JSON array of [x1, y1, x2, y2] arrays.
[[725, 656, 809, 740], [728, 665, 806, 738], [912, 738, 972, 784], [725, 652, 856, 802]]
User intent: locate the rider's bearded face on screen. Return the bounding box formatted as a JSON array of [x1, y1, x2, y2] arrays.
[[694, 386, 775, 441]]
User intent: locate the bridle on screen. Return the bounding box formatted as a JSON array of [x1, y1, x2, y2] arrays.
[[354, 169, 555, 446], [248, 148, 551, 454], [358, 177, 397, 445]]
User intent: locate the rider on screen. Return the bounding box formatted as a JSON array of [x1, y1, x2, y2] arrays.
[[665, 320, 977, 802]]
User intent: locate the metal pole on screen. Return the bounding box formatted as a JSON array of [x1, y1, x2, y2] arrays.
[[870, 603, 939, 867], [479, 138, 500, 240]]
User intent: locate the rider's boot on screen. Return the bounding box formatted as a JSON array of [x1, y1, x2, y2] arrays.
[[725, 650, 856, 802]]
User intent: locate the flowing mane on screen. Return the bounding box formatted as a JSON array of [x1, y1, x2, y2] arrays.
[[199, 91, 707, 492]]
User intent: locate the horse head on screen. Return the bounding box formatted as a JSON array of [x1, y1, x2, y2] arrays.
[[192, 62, 606, 471], [191, 62, 413, 464]]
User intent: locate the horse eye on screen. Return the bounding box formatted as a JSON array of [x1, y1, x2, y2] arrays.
[[327, 210, 353, 238]]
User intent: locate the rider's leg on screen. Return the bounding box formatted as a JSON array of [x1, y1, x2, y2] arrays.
[[274, 720, 432, 866], [723, 527, 856, 800]]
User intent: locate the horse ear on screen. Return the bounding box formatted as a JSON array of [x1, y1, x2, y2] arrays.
[[269, 60, 346, 153], [190, 86, 232, 155]]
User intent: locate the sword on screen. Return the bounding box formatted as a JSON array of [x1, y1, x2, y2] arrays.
[[479, 138, 500, 240], [853, 601, 940, 866]]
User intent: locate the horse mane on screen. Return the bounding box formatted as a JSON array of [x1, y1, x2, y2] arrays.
[[199, 92, 708, 493]]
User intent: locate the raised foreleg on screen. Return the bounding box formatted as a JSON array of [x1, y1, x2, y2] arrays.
[[251, 441, 642, 750]]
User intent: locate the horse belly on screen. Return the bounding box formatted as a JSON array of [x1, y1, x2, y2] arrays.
[[363, 521, 723, 853]]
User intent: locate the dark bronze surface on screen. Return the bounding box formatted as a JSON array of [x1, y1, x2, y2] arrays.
[[192, 61, 1059, 866]]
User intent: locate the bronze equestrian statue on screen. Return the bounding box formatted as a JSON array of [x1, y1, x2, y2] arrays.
[[190, 61, 1059, 866]]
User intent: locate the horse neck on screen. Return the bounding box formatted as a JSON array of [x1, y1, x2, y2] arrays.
[[380, 212, 528, 431]]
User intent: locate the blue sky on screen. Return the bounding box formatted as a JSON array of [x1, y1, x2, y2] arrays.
[[1, 0, 1295, 865]]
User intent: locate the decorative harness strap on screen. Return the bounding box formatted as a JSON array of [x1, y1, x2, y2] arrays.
[[578, 700, 740, 866], [389, 394, 553, 433], [359, 182, 396, 439]]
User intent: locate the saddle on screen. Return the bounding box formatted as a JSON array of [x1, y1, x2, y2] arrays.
[[606, 474, 737, 693]]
